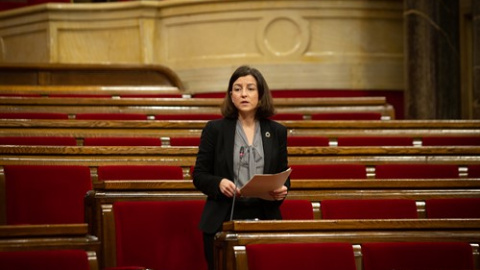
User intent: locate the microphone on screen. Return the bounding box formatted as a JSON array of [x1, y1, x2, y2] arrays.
[[230, 146, 245, 221]]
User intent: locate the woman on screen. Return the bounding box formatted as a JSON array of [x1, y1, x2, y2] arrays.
[[193, 65, 290, 270]]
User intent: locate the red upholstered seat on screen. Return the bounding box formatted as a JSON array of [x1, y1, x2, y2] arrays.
[[270, 113, 304, 120], [112, 200, 207, 270], [246, 242, 356, 270], [289, 164, 367, 179], [0, 249, 91, 270], [75, 113, 148, 120], [192, 92, 225, 98], [120, 94, 183, 98], [422, 136, 480, 146], [97, 165, 184, 180], [321, 199, 418, 219], [337, 136, 413, 146], [311, 112, 382, 120], [468, 165, 480, 177], [362, 242, 474, 270], [84, 137, 162, 146], [154, 114, 221, 120], [425, 198, 480, 218], [0, 136, 77, 146], [169, 137, 201, 146], [49, 94, 111, 98], [375, 164, 459, 179], [287, 136, 329, 146], [0, 112, 69, 119], [4, 165, 92, 225], [280, 200, 314, 220]]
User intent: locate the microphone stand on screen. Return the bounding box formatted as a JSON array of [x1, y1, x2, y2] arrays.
[[230, 146, 244, 221]]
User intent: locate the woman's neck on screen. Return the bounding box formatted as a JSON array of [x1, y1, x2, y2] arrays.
[[238, 113, 256, 127]]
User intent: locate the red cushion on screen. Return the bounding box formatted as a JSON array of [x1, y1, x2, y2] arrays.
[[0, 136, 77, 146], [98, 165, 184, 180], [289, 164, 367, 179], [84, 137, 161, 146], [422, 136, 480, 146], [120, 94, 183, 98], [113, 200, 207, 270], [192, 92, 225, 98], [362, 242, 474, 270], [169, 137, 201, 146], [75, 113, 147, 120], [0, 249, 90, 270], [311, 112, 382, 120], [4, 165, 92, 225], [49, 94, 111, 98], [0, 113, 69, 119], [287, 136, 329, 146], [280, 200, 314, 220], [321, 199, 418, 219], [375, 164, 459, 179], [247, 242, 356, 270], [468, 165, 480, 177], [425, 198, 480, 218], [270, 113, 304, 120], [337, 136, 413, 146], [154, 114, 221, 120]]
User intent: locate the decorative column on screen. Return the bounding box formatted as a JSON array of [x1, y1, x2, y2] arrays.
[[404, 0, 461, 119], [474, 0, 480, 118]]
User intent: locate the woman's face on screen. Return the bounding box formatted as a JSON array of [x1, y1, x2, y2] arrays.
[[230, 75, 259, 116]]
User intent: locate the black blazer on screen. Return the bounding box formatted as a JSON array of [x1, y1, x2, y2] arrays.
[[193, 117, 290, 234]]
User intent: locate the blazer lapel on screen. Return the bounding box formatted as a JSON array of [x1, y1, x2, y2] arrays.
[[260, 120, 273, 174], [224, 118, 236, 179]]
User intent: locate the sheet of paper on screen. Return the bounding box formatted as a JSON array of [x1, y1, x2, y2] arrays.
[[240, 168, 292, 201]]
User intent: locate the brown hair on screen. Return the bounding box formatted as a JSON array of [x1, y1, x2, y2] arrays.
[[220, 65, 275, 119]]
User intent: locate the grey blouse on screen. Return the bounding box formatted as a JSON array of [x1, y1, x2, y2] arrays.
[[233, 120, 265, 188]]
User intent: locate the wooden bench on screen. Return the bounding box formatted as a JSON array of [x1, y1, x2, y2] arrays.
[[0, 119, 478, 144], [0, 63, 185, 89], [215, 219, 480, 270], [0, 89, 395, 120], [0, 145, 479, 167], [0, 224, 100, 269]]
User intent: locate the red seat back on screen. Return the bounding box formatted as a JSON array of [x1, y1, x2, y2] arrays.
[[0, 136, 77, 146], [337, 136, 413, 146], [154, 114, 221, 120], [422, 136, 480, 146], [321, 199, 418, 219], [311, 112, 382, 120], [287, 136, 329, 146], [247, 242, 356, 270], [75, 113, 148, 120], [362, 242, 474, 270], [468, 165, 480, 177], [84, 137, 161, 146], [113, 200, 207, 270], [290, 164, 367, 179], [375, 164, 459, 179], [97, 165, 184, 180], [4, 165, 92, 225], [0, 249, 91, 270], [169, 137, 201, 146], [0, 113, 69, 119], [425, 198, 480, 218], [280, 200, 314, 220]]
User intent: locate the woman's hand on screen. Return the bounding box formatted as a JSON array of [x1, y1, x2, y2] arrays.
[[269, 185, 288, 200], [219, 178, 240, 198]]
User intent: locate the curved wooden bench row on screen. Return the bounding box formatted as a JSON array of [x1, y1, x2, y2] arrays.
[[0, 119, 478, 139], [216, 219, 480, 270], [0, 145, 479, 167], [0, 224, 100, 270], [0, 63, 185, 90]]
